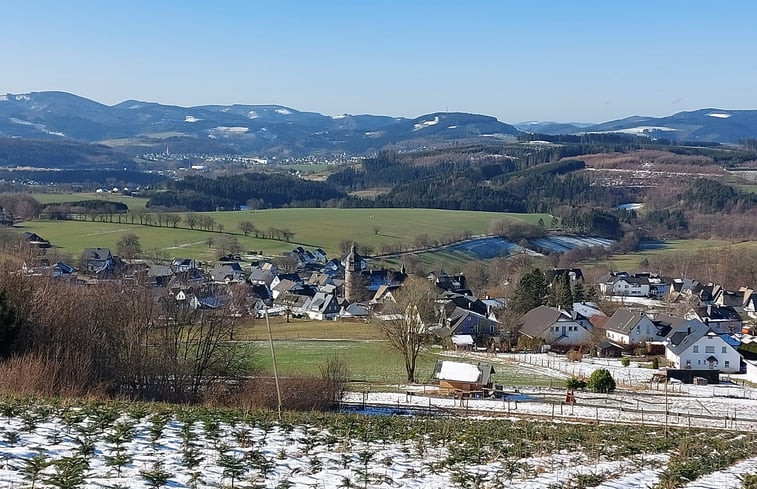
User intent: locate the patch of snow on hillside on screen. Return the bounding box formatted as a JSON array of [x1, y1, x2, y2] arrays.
[[364, 131, 382, 137], [613, 126, 678, 134], [247, 110, 258, 119], [127, 104, 142, 109], [10, 118, 34, 126], [210, 126, 249, 134], [413, 116, 440, 131], [275, 108, 292, 115], [15, 94, 30, 101], [184, 115, 200, 123], [0, 95, 7, 101], [707, 112, 731, 119], [10, 118, 65, 137], [617, 203, 644, 210], [447, 125, 457, 129], [332, 114, 348, 119]]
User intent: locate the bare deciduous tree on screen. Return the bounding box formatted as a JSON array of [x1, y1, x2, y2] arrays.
[[377, 277, 437, 383]]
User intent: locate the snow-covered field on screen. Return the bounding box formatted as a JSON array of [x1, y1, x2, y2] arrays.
[[529, 236, 615, 253], [0, 398, 754, 489]]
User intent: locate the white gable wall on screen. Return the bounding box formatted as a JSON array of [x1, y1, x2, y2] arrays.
[[607, 316, 657, 345], [666, 334, 741, 373], [543, 319, 594, 345]]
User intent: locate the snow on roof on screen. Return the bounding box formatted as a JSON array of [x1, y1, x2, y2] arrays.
[[451, 335, 474, 346], [436, 361, 481, 383]]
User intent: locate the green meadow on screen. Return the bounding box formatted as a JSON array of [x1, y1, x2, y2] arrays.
[[594, 238, 757, 270], [250, 339, 557, 387], [17, 207, 552, 260]]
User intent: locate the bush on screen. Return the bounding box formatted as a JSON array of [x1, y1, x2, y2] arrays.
[[566, 377, 587, 390], [235, 376, 341, 412], [587, 369, 616, 393], [320, 355, 349, 401], [621, 357, 630, 367], [741, 473, 757, 489]]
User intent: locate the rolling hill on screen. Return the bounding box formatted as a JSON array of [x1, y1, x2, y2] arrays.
[[0, 92, 521, 156]]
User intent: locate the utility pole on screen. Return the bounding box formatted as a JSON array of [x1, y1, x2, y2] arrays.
[[664, 378, 669, 437], [265, 308, 283, 420]]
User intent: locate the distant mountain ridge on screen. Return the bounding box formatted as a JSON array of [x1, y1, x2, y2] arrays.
[[1, 92, 756, 155], [579, 109, 757, 143], [0, 91, 520, 155]]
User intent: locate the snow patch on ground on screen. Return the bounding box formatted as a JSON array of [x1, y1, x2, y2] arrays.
[[15, 94, 30, 101], [413, 116, 440, 130], [684, 455, 757, 488], [0, 95, 8, 101], [184, 115, 200, 123], [447, 125, 457, 129], [247, 110, 258, 119], [707, 112, 731, 119], [275, 108, 292, 115], [332, 114, 347, 119], [616, 203, 644, 210]]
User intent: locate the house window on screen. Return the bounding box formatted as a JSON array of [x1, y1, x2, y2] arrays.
[[686, 360, 691, 367], [725, 361, 730, 368], [705, 346, 715, 353], [693, 346, 699, 353], [721, 347, 727, 353]]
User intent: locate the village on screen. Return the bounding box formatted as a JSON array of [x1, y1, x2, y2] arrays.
[[18, 230, 757, 394]]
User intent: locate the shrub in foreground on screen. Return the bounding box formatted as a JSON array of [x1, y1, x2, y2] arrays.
[[587, 369, 616, 393]]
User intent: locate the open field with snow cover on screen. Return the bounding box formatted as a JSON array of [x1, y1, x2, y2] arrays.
[[0, 398, 755, 489]]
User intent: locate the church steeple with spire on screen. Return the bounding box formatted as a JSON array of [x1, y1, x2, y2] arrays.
[[344, 244, 361, 302]]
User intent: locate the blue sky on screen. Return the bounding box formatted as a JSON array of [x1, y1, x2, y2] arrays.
[[2, 0, 756, 122]]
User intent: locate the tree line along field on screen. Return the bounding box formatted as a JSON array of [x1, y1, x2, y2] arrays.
[[30, 192, 149, 209], [16, 205, 552, 260]]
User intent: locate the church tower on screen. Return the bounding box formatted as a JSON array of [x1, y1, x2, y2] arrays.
[[344, 244, 361, 302]]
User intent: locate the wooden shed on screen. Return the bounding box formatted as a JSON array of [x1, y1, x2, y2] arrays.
[[433, 360, 495, 395]]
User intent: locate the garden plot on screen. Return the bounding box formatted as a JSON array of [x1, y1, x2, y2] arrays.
[[0, 399, 754, 489]]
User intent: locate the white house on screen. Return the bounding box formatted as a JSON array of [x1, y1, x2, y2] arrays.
[[745, 360, 757, 384], [599, 273, 651, 297], [664, 320, 741, 373], [604, 309, 658, 345], [518, 306, 595, 347]]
